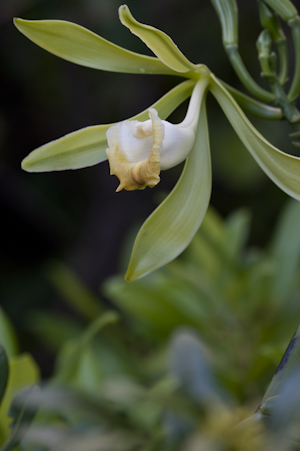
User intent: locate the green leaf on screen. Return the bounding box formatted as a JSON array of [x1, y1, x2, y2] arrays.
[[169, 328, 222, 403], [119, 5, 209, 76], [21, 79, 195, 172], [126, 80, 211, 281], [261, 324, 300, 404], [219, 79, 282, 120], [103, 274, 198, 337], [270, 199, 300, 300], [54, 312, 121, 389], [224, 209, 251, 261], [210, 75, 300, 201], [262, 368, 300, 432], [13, 18, 180, 76], [47, 261, 103, 321], [0, 308, 18, 358], [0, 347, 9, 409], [0, 354, 39, 441], [1, 385, 40, 451]]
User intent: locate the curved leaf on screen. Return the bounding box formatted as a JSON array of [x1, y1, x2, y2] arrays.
[[0, 308, 18, 358], [119, 5, 209, 76], [0, 346, 9, 408], [22, 79, 195, 172], [210, 74, 300, 200], [261, 323, 300, 404], [2, 385, 40, 451], [126, 80, 211, 281], [219, 79, 282, 120], [0, 354, 39, 441], [14, 18, 180, 76]]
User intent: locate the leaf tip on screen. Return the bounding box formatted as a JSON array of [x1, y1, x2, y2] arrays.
[[13, 17, 23, 29], [125, 264, 142, 282], [21, 156, 37, 173], [21, 157, 30, 172], [124, 270, 133, 282], [118, 4, 133, 27]]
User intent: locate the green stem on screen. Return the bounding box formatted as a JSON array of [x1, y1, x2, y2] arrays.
[[269, 76, 300, 123], [219, 79, 282, 119], [225, 44, 275, 102], [276, 38, 288, 85], [288, 15, 300, 100]]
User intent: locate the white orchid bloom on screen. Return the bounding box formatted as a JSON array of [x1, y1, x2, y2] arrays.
[[15, 4, 300, 281], [105, 80, 205, 192]]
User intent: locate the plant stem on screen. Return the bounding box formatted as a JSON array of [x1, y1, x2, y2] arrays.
[[288, 15, 300, 100], [225, 44, 275, 102], [276, 38, 288, 85], [219, 79, 282, 119]]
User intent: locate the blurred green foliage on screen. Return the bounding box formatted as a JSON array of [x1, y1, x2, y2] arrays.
[[2, 1, 300, 449], [0, 0, 296, 334], [1, 200, 300, 449]]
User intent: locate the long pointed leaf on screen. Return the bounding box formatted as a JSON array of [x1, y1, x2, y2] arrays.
[[1, 386, 40, 451], [261, 323, 300, 404], [119, 5, 209, 76], [210, 75, 300, 200], [270, 199, 300, 300], [22, 79, 195, 172], [0, 346, 9, 409], [14, 18, 180, 76], [126, 80, 211, 281]]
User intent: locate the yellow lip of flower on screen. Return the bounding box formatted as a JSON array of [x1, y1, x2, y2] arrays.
[[105, 79, 204, 192], [106, 108, 163, 192]]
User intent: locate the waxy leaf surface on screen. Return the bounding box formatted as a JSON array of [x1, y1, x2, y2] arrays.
[[14, 18, 180, 75], [119, 5, 209, 76], [210, 75, 300, 201]]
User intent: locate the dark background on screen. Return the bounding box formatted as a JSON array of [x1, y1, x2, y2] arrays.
[[1, 0, 299, 375]]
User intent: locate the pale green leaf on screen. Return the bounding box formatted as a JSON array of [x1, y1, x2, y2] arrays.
[[261, 323, 300, 404], [14, 18, 180, 76], [2, 385, 40, 451], [0, 308, 18, 358], [47, 261, 103, 321], [270, 199, 300, 300], [126, 86, 211, 281], [0, 354, 39, 441], [21, 79, 194, 172], [103, 274, 197, 337], [0, 346, 9, 409], [119, 5, 209, 76], [210, 75, 300, 200]]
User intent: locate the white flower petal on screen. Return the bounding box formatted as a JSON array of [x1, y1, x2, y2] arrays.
[[105, 77, 209, 190]]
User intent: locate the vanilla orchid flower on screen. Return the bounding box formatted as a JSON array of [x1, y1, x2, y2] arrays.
[[106, 80, 205, 192], [14, 5, 300, 281]]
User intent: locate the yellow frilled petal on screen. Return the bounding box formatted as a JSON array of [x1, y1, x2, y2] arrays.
[[106, 108, 164, 191]]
